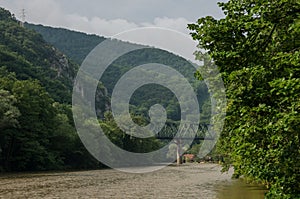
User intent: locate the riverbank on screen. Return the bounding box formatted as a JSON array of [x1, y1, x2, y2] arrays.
[[0, 163, 266, 199]]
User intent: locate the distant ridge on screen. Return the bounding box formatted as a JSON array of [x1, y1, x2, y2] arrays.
[[25, 23, 106, 65]]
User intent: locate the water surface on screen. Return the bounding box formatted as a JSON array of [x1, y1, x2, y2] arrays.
[[0, 164, 266, 198]]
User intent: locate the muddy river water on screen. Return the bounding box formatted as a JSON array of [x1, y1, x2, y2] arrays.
[[0, 164, 266, 199]]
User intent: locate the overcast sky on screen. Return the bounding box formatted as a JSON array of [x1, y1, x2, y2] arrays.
[[0, 0, 226, 36], [0, 0, 226, 62]]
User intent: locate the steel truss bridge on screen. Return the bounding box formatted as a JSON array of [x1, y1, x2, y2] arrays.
[[154, 122, 215, 141], [152, 121, 216, 165]]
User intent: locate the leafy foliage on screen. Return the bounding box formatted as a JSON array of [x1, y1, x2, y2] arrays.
[[0, 9, 78, 103], [100, 112, 162, 153], [0, 89, 20, 130], [25, 23, 105, 65], [27, 23, 211, 122], [0, 7, 180, 172], [0, 8, 104, 171], [189, 0, 300, 198]]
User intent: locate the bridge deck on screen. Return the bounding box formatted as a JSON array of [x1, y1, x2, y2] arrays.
[[154, 122, 215, 140], [156, 137, 215, 140]]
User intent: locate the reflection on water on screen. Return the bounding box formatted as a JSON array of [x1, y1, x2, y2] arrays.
[[216, 179, 267, 199]]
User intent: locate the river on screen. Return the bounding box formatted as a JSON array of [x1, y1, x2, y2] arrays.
[[0, 163, 266, 199]]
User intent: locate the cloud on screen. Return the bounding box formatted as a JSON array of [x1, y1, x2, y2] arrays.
[[0, 0, 200, 62], [73, 16, 139, 37], [62, 15, 191, 37], [112, 27, 198, 64], [59, 0, 226, 23], [0, 0, 193, 37], [142, 17, 191, 34]]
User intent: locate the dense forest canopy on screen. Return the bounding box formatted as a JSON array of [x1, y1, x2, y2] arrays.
[[0, 8, 159, 171], [27, 23, 211, 122], [25, 23, 106, 65], [0, 8, 106, 171], [1, 7, 209, 171], [1, 1, 299, 197], [189, 0, 300, 198]]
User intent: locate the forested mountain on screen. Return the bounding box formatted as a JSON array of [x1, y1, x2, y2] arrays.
[[1, 20, 76, 103], [0, 7, 162, 172], [0, 8, 110, 171], [26, 23, 210, 122], [25, 23, 105, 65]]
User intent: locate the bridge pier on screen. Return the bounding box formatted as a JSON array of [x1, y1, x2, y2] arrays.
[[155, 122, 214, 165], [176, 139, 182, 165]]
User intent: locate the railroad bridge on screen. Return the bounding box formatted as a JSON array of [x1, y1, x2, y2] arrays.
[[154, 122, 215, 165]]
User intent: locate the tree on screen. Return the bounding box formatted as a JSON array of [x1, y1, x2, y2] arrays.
[[0, 89, 20, 171], [6, 79, 60, 171], [189, 0, 300, 198], [0, 8, 109, 171], [0, 89, 20, 130], [0, 67, 69, 171], [100, 112, 162, 154]]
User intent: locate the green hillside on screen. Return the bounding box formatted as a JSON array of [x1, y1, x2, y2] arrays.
[[0, 8, 167, 171], [1, 20, 77, 103], [26, 23, 211, 122], [25, 23, 105, 65], [0, 8, 108, 171]]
